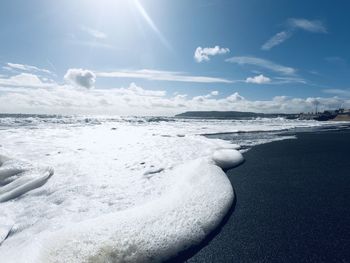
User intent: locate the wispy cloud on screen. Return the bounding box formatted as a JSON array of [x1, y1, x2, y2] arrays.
[[273, 76, 306, 84], [288, 18, 327, 33], [226, 56, 296, 75], [81, 26, 107, 39], [194, 46, 230, 63], [96, 69, 233, 83], [261, 31, 293, 51], [246, 74, 271, 84], [67, 39, 115, 49], [323, 89, 350, 97], [4, 63, 52, 75], [324, 56, 347, 67], [262, 18, 327, 50]]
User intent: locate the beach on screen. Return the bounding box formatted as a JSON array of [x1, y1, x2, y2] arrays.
[[187, 130, 350, 262], [1, 115, 349, 262]]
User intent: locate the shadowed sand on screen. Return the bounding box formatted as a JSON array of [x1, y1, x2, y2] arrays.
[[171, 130, 350, 262]]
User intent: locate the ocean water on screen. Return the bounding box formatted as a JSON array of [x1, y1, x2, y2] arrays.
[[0, 115, 345, 262]]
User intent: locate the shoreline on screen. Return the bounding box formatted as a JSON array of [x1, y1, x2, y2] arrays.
[[182, 129, 350, 262]]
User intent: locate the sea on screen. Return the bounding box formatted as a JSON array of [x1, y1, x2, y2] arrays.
[[0, 114, 349, 262]]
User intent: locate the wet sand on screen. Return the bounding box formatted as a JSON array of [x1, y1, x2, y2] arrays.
[[187, 130, 350, 262]]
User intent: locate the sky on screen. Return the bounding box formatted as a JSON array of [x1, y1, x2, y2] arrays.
[[0, 0, 350, 115]]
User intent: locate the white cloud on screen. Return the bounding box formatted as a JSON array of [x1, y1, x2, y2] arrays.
[[0, 65, 344, 115], [64, 68, 96, 89], [246, 74, 271, 84], [323, 89, 350, 97], [324, 56, 347, 66], [117, 82, 166, 97], [306, 97, 320, 106], [5, 63, 52, 75], [273, 77, 306, 84], [198, 90, 220, 99], [81, 26, 107, 39], [262, 18, 327, 50], [194, 46, 230, 63], [226, 92, 244, 103], [226, 56, 296, 75], [262, 31, 292, 51], [0, 73, 54, 88], [96, 69, 232, 83], [288, 18, 327, 33], [0, 82, 348, 115], [67, 39, 115, 49]]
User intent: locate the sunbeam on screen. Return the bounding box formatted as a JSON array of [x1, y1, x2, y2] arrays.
[[133, 0, 172, 50]]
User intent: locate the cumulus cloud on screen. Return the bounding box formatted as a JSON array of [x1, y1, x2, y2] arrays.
[[262, 18, 327, 50], [226, 92, 244, 103], [194, 46, 230, 63], [226, 56, 296, 75], [0, 65, 345, 115], [246, 74, 271, 84], [117, 82, 166, 97], [64, 68, 96, 89], [0, 82, 348, 115], [96, 69, 232, 83], [0, 73, 54, 88], [196, 90, 220, 100]]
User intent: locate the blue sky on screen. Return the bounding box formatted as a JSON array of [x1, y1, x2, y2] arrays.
[[0, 0, 349, 115]]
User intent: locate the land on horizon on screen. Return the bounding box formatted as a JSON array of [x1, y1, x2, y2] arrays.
[[176, 109, 350, 121]]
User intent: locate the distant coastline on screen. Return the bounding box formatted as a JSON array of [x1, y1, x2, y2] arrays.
[[176, 110, 350, 121], [175, 111, 299, 120]]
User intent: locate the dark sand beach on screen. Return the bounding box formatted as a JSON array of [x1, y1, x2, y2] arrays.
[[187, 130, 350, 263]]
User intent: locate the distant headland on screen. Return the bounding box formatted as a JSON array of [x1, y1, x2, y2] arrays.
[[176, 109, 350, 121]]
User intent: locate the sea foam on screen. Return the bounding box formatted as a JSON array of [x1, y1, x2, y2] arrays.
[[0, 155, 53, 202], [14, 159, 233, 263], [0, 116, 339, 262]]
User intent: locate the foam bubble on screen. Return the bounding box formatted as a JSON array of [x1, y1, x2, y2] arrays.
[[215, 143, 241, 150], [212, 149, 244, 170]]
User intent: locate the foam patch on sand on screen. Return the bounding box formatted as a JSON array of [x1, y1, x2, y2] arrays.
[[2, 159, 234, 263]]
